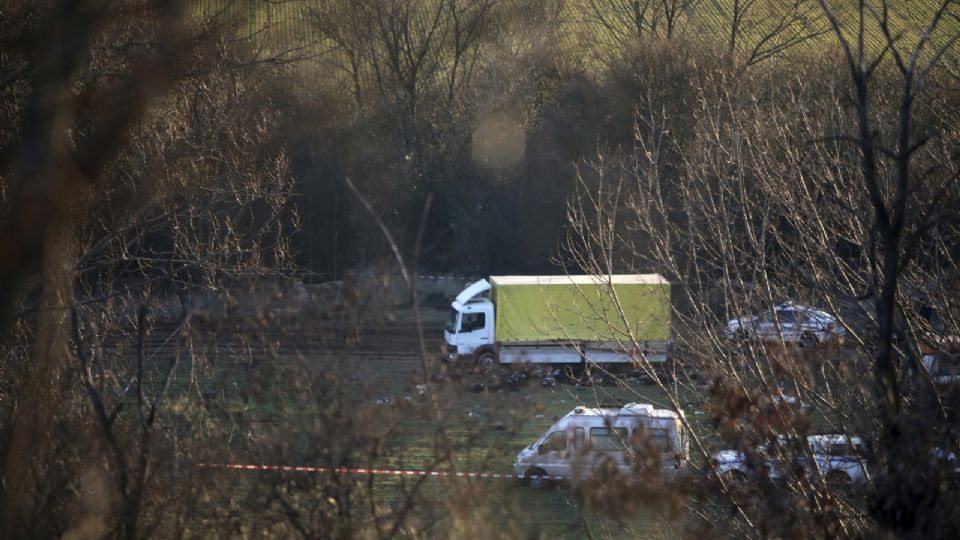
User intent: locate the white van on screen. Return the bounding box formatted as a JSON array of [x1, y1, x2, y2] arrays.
[[513, 403, 687, 488]]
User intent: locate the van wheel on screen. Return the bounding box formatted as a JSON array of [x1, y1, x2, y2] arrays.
[[476, 351, 498, 373], [527, 468, 548, 489]]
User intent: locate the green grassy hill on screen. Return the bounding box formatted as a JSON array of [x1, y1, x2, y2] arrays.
[[191, 0, 958, 71]]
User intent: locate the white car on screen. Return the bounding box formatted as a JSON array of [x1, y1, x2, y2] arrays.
[[712, 434, 869, 487], [724, 301, 845, 347]]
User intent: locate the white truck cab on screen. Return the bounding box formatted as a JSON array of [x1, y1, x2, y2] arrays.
[[514, 403, 688, 488], [444, 279, 494, 361]]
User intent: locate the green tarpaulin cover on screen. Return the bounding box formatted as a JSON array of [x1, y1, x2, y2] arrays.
[[490, 275, 670, 343]]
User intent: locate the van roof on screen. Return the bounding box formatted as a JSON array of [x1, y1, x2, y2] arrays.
[[566, 403, 679, 420]]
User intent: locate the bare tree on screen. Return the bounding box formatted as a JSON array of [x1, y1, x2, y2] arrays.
[[660, 0, 697, 38], [819, 0, 960, 530], [309, 0, 376, 114], [563, 1, 960, 533], [580, 0, 698, 43], [582, 0, 660, 45], [578, 0, 698, 69], [0, 1, 300, 536], [709, 0, 828, 67], [443, 0, 495, 109]]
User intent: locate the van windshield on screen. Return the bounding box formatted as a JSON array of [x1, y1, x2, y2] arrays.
[[445, 308, 460, 334]]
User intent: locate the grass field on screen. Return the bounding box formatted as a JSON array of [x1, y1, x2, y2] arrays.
[[126, 295, 867, 536], [163, 303, 729, 538], [216, 374, 704, 537]]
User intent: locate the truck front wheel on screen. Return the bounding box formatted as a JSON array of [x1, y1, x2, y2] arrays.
[[476, 350, 499, 373]]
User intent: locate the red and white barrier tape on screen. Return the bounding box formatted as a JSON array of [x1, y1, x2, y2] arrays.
[[198, 462, 568, 481]]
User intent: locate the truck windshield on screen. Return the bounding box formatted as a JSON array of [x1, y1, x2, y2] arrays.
[[445, 308, 460, 334]]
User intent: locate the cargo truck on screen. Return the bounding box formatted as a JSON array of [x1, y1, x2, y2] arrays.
[[443, 275, 671, 370]]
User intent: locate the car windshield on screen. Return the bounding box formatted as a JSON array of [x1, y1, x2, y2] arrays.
[[793, 304, 834, 321], [445, 308, 460, 334], [776, 310, 796, 323], [807, 307, 834, 319]]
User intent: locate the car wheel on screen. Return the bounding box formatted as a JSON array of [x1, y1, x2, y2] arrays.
[[476, 351, 498, 373], [799, 332, 818, 348], [725, 470, 748, 486], [825, 470, 851, 491], [527, 468, 548, 489], [729, 328, 749, 344]]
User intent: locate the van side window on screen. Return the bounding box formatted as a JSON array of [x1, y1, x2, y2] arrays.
[[573, 427, 585, 451], [543, 431, 566, 452], [590, 427, 627, 451], [461, 312, 486, 332], [648, 428, 672, 453], [630, 426, 672, 453]]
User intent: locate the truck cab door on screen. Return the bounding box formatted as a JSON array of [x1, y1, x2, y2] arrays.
[[457, 308, 492, 354]]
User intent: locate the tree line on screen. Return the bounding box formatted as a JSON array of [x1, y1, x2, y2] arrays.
[[267, 0, 886, 277]]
